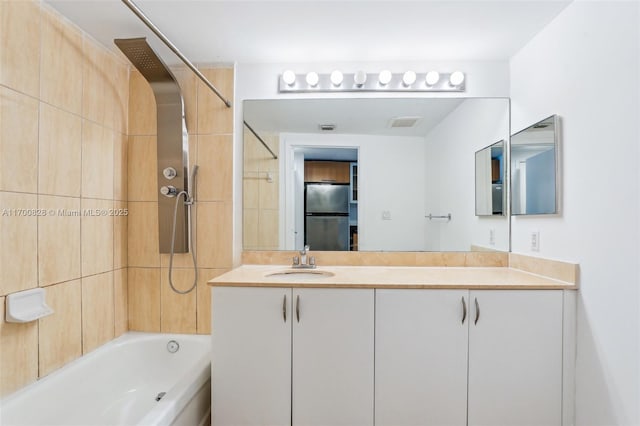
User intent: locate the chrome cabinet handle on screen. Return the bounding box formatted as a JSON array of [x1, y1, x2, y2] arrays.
[[461, 296, 467, 324], [474, 297, 480, 325], [283, 294, 287, 323], [296, 295, 300, 323]]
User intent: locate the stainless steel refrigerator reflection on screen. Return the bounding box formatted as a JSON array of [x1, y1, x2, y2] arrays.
[[305, 184, 350, 251]]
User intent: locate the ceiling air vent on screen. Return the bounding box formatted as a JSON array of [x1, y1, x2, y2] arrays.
[[319, 124, 336, 131], [389, 116, 421, 128]]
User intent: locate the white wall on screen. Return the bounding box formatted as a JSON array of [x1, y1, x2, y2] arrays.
[[424, 98, 510, 251], [280, 133, 428, 251], [233, 60, 510, 261], [510, 2, 639, 424]]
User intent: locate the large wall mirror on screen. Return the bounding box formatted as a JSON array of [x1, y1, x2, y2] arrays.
[[243, 97, 510, 252], [511, 115, 559, 215]]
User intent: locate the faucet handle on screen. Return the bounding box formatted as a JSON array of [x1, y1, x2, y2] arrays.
[[309, 256, 316, 267], [292, 256, 300, 266]]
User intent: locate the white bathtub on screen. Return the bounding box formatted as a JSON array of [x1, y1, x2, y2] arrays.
[[0, 332, 211, 426]]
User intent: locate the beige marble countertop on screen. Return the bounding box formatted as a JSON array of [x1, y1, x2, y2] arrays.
[[208, 265, 578, 290]]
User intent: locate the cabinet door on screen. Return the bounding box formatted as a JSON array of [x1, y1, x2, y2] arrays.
[[292, 288, 374, 426], [375, 290, 469, 426], [211, 287, 292, 426], [468, 290, 563, 426]]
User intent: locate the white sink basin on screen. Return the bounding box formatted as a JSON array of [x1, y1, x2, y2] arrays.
[[265, 270, 335, 280]]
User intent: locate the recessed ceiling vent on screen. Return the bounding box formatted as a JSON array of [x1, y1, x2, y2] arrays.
[[389, 116, 421, 128], [319, 124, 336, 131]]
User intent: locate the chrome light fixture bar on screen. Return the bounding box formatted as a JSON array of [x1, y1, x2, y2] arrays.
[[279, 71, 465, 93]]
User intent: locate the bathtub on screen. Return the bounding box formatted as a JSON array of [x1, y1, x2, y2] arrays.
[[0, 332, 211, 426]]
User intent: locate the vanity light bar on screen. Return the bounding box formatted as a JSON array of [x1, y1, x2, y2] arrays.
[[278, 71, 465, 93]]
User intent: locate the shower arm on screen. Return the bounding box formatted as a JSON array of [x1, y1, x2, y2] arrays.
[[121, 0, 232, 109]]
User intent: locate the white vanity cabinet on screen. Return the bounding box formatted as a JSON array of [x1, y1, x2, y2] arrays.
[[467, 290, 563, 426], [211, 287, 374, 426], [375, 289, 566, 426], [375, 289, 470, 426], [211, 287, 292, 426], [292, 288, 374, 426]]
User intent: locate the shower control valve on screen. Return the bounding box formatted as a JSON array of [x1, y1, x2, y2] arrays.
[[163, 167, 177, 180], [160, 185, 178, 197]]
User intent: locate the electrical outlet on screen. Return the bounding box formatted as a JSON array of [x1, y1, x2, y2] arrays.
[[530, 231, 540, 251], [489, 229, 495, 246], [382, 210, 391, 220]]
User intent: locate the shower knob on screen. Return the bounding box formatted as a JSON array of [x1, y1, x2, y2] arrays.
[[163, 167, 177, 180], [160, 185, 177, 197]]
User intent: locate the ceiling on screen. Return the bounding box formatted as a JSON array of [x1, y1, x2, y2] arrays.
[[44, 0, 572, 65], [243, 98, 466, 137]]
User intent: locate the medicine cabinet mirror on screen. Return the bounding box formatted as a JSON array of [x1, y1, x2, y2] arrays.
[[511, 115, 559, 215], [475, 140, 505, 216]]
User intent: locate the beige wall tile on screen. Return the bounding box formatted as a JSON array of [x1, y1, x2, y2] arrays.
[[38, 103, 82, 197], [109, 55, 129, 135], [260, 133, 280, 173], [127, 202, 160, 267], [0, 87, 39, 193], [127, 135, 158, 201], [197, 134, 232, 201], [40, 8, 83, 115], [0, 0, 40, 97], [38, 195, 81, 286], [114, 268, 128, 337], [82, 38, 109, 126], [197, 269, 228, 334], [160, 268, 197, 334], [0, 296, 39, 397], [82, 121, 114, 200], [39, 280, 82, 377], [243, 130, 261, 173], [81, 272, 114, 354], [160, 252, 198, 269], [0, 192, 38, 296], [243, 176, 260, 209], [258, 209, 279, 250], [114, 133, 128, 201], [259, 175, 278, 210], [197, 68, 233, 135], [128, 70, 156, 136], [113, 201, 128, 270], [196, 201, 233, 268], [81, 198, 114, 276], [243, 208, 259, 250], [128, 267, 160, 332]]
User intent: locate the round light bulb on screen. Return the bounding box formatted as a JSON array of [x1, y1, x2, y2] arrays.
[[425, 71, 440, 86], [402, 70, 416, 87], [282, 70, 296, 86], [378, 69, 392, 86], [354, 70, 367, 87], [449, 71, 465, 86], [305, 71, 319, 87], [330, 70, 344, 86]]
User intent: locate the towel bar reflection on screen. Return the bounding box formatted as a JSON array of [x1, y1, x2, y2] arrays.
[[426, 213, 452, 221]]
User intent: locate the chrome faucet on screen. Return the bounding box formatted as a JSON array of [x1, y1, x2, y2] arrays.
[[293, 245, 316, 269]]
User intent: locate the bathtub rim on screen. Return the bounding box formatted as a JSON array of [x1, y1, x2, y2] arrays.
[[0, 331, 211, 426]]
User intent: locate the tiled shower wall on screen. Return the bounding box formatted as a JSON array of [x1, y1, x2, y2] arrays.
[[127, 66, 233, 335], [243, 130, 279, 250], [0, 2, 128, 396]]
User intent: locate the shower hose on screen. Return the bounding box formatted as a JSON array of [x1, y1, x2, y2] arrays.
[[168, 189, 198, 294]]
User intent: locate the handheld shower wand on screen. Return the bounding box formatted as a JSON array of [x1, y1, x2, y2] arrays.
[[168, 165, 199, 294]]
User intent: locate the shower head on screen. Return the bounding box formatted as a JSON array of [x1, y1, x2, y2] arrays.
[[114, 38, 173, 83]]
